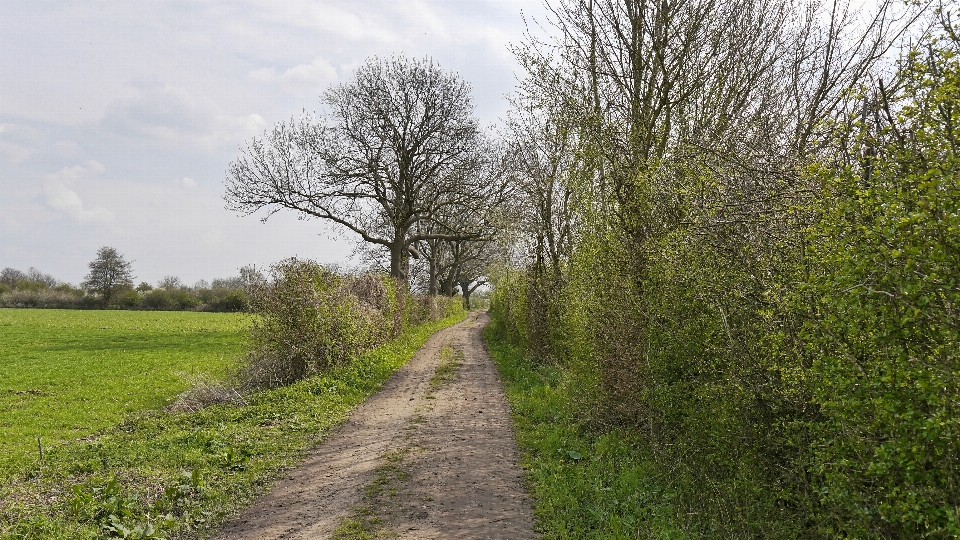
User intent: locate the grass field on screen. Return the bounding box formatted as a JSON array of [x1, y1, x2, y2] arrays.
[[0, 309, 251, 467], [0, 310, 464, 539]]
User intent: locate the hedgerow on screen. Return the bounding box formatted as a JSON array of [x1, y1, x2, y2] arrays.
[[490, 8, 960, 538]]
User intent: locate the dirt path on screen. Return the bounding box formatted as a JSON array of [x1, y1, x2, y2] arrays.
[[213, 311, 536, 539]]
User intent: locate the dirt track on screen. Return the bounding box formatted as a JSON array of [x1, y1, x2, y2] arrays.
[[213, 311, 536, 539]]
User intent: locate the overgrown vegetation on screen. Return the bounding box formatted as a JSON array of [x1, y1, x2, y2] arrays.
[[0, 312, 464, 539], [484, 322, 683, 539], [489, 1, 960, 537], [235, 258, 463, 390]]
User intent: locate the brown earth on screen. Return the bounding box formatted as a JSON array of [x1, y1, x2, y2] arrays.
[[212, 311, 537, 539]]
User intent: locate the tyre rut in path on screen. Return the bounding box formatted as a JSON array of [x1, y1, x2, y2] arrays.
[[213, 311, 536, 539]]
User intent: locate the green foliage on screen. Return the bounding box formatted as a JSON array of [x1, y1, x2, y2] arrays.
[[138, 288, 204, 311], [118, 289, 142, 308], [801, 34, 960, 537], [240, 260, 394, 387], [167, 289, 201, 310], [82, 247, 135, 306], [0, 269, 86, 309], [209, 290, 248, 312], [487, 265, 529, 346], [483, 322, 685, 539], [0, 288, 86, 309], [492, 17, 960, 537], [0, 266, 250, 312], [141, 289, 173, 310], [238, 258, 463, 389]]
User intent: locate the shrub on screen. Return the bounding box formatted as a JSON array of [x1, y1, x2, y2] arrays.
[[237, 259, 393, 389], [800, 38, 960, 536], [236, 258, 461, 390], [0, 289, 84, 309], [13, 279, 48, 292], [142, 289, 172, 310], [168, 289, 201, 310], [209, 290, 249, 312], [117, 289, 142, 308]]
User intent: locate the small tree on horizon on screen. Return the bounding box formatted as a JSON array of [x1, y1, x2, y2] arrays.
[[82, 246, 135, 306]]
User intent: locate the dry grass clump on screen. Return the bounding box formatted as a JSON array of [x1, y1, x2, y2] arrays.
[[167, 372, 247, 413]]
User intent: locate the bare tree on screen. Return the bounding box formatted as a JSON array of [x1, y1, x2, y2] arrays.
[[82, 246, 134, 305], [0, 268, 26, 288], [515, 0, 924, 232], [504, 95, 578, 276], [225, 56, 496, 285], [414, 156, 512, 298]]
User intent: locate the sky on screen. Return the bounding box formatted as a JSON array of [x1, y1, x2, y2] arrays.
[[0, 0, 548, 287]]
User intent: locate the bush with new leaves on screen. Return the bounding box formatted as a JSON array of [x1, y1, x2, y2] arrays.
[[801, 34, 960, 536], [237, 258, 460, 390]]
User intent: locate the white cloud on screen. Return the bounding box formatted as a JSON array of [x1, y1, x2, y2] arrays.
[[1, 0, 545, 286], [43, 161, 114, 224], [395, 0, 449, 40], [99, 84, 266, 150], [250, 57, 340, 96], [54, 140, 81, 156], [249, 67, 276, 82], [251, 1, 378, 42], [0, 141, 35, 163], [0, 123, 40, 163], [178, 176, 198, 188]]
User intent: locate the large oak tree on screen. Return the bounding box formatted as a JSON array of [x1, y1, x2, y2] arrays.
[[225, 55, 495, 284]]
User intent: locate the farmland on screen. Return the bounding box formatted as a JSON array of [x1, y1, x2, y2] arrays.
[[0, 307, 465, 539], [0, 309, 251, 466]]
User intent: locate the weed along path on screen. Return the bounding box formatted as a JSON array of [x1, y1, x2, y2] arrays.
[[213, 311, 536, 539]]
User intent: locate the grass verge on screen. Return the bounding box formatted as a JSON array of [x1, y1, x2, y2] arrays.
[[483, 322, 686, 540], [0, 312, 465, 540]]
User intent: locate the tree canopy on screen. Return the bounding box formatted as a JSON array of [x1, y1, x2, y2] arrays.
[[226, 55, 504, 285], [82, 246, 134, 305]]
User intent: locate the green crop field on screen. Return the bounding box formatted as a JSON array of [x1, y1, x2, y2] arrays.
[[0, 309, 251, 466]]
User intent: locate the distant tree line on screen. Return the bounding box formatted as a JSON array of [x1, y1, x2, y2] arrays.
[[0, 247, 253, 312]]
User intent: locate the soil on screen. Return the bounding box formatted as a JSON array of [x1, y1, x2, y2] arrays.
[[212, 311, 537, 539]]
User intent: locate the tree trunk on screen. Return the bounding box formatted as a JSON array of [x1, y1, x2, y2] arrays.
[[459, 280, 473, 309], [428, 253, 439, 296], [440, 275, 457, 296], [390, 239, 410, 287]]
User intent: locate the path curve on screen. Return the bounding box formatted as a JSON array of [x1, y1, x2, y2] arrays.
[[213, 311, 536, 539]]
